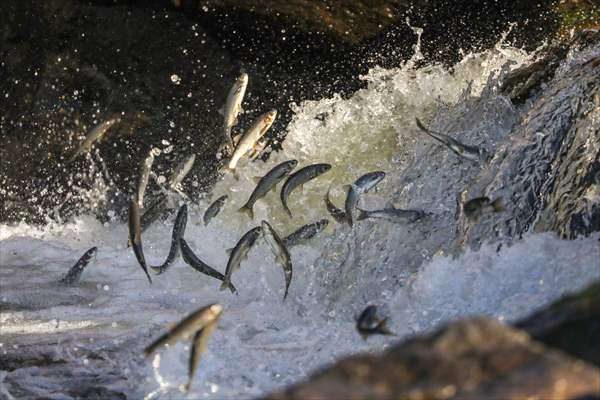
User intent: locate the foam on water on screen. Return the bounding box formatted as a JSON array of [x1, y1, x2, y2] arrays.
[[1, 35, 598, 399]]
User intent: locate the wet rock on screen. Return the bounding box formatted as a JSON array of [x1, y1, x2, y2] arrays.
[[516, 281, 600, 367], [463, 32, 600, 242], [265, 318, 600, 400]]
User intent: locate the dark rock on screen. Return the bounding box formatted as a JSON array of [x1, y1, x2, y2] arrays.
[[265, 318, 600, 400], [516, 281, 600, 367]]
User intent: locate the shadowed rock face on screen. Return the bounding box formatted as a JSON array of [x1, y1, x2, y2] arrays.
[[265, 318, 600, 400], [517, 281, 600, 367]]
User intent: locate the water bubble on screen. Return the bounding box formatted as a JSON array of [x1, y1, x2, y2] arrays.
[[170, 74, 181, 85]]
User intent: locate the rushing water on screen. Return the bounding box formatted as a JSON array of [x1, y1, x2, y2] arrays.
[[1, 34, 599, 399]]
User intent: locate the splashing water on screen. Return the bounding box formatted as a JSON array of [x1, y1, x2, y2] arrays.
[[1, 34, 598, 399]]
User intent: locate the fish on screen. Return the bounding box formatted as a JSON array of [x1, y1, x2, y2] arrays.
[[356, 305, 395, 340], [280, 163, 332, 217], [220, 226, 263, 291], [261, 221, 293, 301], [67, 117, 120, 163], [415, 117, 490, 164], [203, 195, 228, 226], [128, 199, 152, 284], [221, 73, 249, 152], [150, 204, 188, 275], [180, 238, 237, 294], [248, 136, 268, 160], [143, 303, 222, 357], [60, 247, 98, 285], [140, 195, 173, 233], [239, 160, 298, 219], [345, 171, 386, 226], [463, 196, 504, 221], [325, 186, 348, 224], [169, 154, 196, 189], [283, 219, 329, 248], [227, 109, 277, 171], [186, 320, 219, 392], [356, 207, 429, 223], [137, 149, 157, 208]]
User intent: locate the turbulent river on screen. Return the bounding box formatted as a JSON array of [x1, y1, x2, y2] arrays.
[[1, 33, 599, 399]]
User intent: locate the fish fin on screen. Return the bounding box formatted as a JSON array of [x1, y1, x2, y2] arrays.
[[270, 184, 278, 194], [238, 206, 254, 220], [415, 117, 428, 132], [298, 184, 304, 193], [144, 269, 153, 285], [225, 248, 233, 255], [219, 279, 230, 291], [218, 106, 224, 116], [491, 197, 505, 212], [377, 318, 395, 336], [253, 176, 262, 184], [276, 254, 286, 264], [150, 265, 164, 275], [356, 208, 368, 221], [342, 184, 351, 192]]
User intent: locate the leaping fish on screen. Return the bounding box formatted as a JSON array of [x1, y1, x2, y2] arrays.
[[180, 238, 237, 294], [226, 109, 277, 172], [67, 116, 120, 163], [261, 221, 293, 301], [137, 149, 158, 209], [150, 204, 188, 275], [356, 305, 395, 340], [283, 219, 329, 248], [221, 73, 248, 152], [143, 303, 222, 358], [128, 199, 152, 284], [280, 163, 331, 217], [415, 117, 490, 164], [239, 160, 298, 219], [203, 195, 228, 226], [345, 171, 386, 226], [186, 318, 219, 392], [220, 226, 262, 292], [60, 247, 98, 285]]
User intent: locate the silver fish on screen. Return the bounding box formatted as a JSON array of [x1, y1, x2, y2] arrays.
[[345, 171, 386, 227], [356, 305, 395, 340], [180, 238, 236, 294], [325, 187, 348, 224], [415, 117, 490, 164], [186, 319, 219, 392], [280, 163, 332, 217], [203, 195, 228, 226], [227, 109, 277, 171], [150, 204, 188, 275], [221, 73, 248, 151], [137, 149, 157, 208], [220, 226, 263, 291], [169, 154, 196, 189], [143, 303, 222, 357], [239, 160, 298, 219], [128, 199, 152, 284], [261, 221, 293, 301], [356, 207, 428, 224], [283, 219, 329, 248], [60, 247, 98, 285], [68, 117, 120, 163], [463, 196, 504, 222]]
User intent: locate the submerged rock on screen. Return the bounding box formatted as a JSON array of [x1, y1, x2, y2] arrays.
[[265, 318, 599, 400]]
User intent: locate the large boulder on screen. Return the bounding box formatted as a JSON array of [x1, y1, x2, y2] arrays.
[[265, 318, 600, 400]]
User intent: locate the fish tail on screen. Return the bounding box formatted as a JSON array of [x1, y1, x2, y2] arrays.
[[228, 281, 238, 295], [491, 197, 505, 212], [282, 203, 293, 218], [377, 318, 395, 336], [144, 269, 153, 285], [415, 117, 428, 132], [356, 208, 368, 221], [220, 279, 230, 292], [238, 205, 254, 220]]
